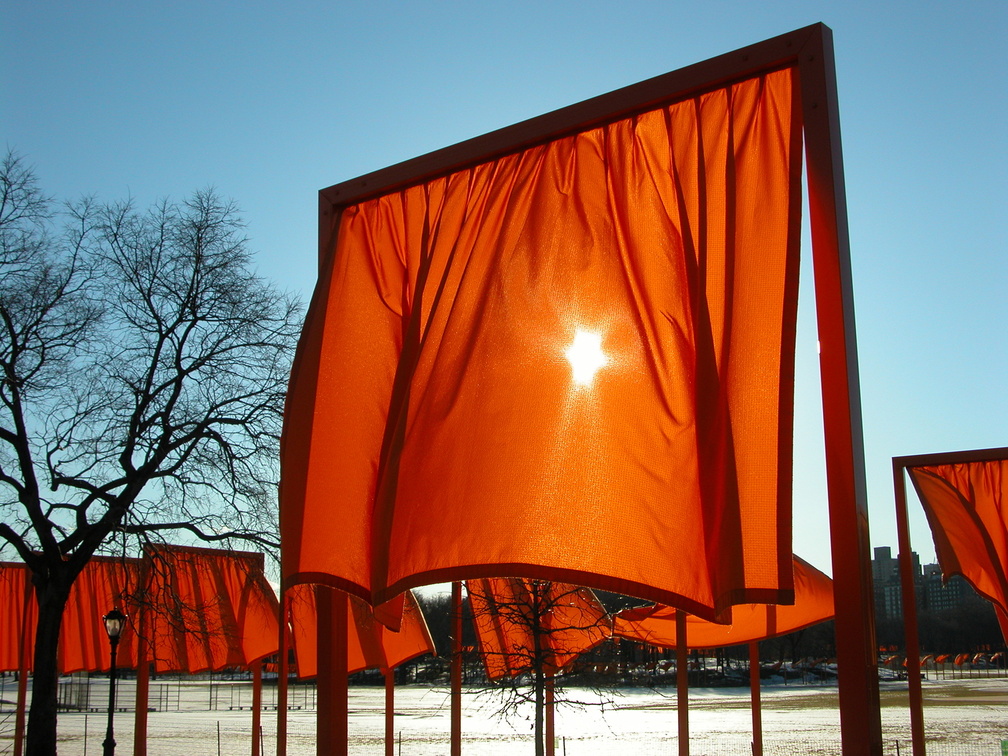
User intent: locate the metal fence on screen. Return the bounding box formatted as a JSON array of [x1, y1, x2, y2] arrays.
[[2, 674, 1007, 756]]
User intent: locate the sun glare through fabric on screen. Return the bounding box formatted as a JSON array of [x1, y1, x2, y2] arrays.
[[565, 330, 608, 387]]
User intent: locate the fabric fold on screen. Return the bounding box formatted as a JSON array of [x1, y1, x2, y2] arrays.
[[282, 67, 801, 620]]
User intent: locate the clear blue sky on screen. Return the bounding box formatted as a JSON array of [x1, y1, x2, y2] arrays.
[[3, 1, 1005, 577]]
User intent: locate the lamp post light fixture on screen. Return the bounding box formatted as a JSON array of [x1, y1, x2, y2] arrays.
[[102, 608, 128, 756]]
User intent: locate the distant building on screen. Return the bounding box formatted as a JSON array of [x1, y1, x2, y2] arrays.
[[871, 545, 984, 622], [872, 546, 919, 621], [920, 563, 985, 614]]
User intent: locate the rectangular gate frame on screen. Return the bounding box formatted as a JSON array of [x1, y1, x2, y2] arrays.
[[316, 23, 881, 755], [892, 445, 1008, 756]]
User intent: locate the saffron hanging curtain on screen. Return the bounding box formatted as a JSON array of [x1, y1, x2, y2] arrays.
[[907, 459, 1008, 637], [0, 558, 140, 674], [613, 555, 833, 649], [1, 549, 280, 674], [282, 67, 802, 619], [58, 556, 141, 673], [145, 545, 280, 673], [288, 585, 434, 677], [0, 563, 32, 672], [466, 579, 611, 680]]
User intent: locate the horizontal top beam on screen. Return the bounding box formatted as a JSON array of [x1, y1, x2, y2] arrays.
[[320, 23, 823, 208], [894, 446, 1008, 470]]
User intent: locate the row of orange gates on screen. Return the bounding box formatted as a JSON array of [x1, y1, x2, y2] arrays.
[[0, 543, 435, 756], [2, 544, 842, 756], [880, 652, 1004, 668]]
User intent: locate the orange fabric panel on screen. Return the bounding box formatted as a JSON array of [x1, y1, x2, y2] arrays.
[[0, 563, 33, 672], [369, 591, 435, 671], [466, 579, 611, 680], [59, 557, 141, 673], [282, 68, 801, 619], [289, 585, 434, 677], [145, 546, 280, 673], [284, 68, 802, 616], [908, 460, 1008, 620], [613, 556, 833, 648], [1, 559, 141, 674]]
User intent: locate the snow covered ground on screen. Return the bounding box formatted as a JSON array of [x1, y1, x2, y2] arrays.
[[3, 675, 1007, 755]]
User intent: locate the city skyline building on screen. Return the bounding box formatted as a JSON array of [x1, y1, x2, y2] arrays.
[[872, 546, 989, 623]]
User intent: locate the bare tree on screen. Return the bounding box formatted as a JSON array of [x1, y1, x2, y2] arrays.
[[0, 151, 301, 755], [467, 578, 611, 756]]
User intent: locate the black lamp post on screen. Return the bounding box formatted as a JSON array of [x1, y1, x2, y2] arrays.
[[102, 608, 127, 756]]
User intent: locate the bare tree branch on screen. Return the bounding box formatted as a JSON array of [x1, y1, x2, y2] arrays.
[[121, 520, 280, 550], [466, 579, 613, 756], [0, 150, 302, 754]]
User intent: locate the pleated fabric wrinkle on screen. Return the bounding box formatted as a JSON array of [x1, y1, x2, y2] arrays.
[[282, 68, 802, 621]]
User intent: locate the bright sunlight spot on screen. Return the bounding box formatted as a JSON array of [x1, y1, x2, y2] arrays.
[[565, 330, 608, 387]]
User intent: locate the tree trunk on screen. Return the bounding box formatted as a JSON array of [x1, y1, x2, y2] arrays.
[[25, 573, 71, 756]]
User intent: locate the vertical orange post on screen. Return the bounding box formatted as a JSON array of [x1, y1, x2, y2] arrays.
[[13, 568, 30, 756], [385, 669, 395, 756], [317, 585, 333, 756], [334, 590, 349, 752], [676, 610, 689, 756], [14, 659, 27, 756], [749, 641, 763, 756], [799, 25, 882, 756], [133, 607, 150, 756], [894, 461, 926, 755], [451, 581, 462, 756], [545, 674, 555, 756], [251, 660, 263, 756], [278, 587, 289, 756], [316, 585, 349, 756]]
